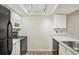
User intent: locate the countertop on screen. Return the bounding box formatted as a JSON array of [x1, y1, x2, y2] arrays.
[[13, 36, 27, 39], [51, 34, 79, 55], [13, 36, 27, 45]]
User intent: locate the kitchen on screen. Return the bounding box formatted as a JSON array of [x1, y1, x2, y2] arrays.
[[0, 4, 79, 55]]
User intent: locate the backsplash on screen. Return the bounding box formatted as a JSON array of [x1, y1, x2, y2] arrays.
[[53, 28, 67, 34]]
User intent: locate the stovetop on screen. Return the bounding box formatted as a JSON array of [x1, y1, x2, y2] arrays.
[[13, 36, 27, 39]]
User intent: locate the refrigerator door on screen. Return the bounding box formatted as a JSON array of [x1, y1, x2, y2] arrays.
[[7, 21, 13, 55], [0, 5, 9, 39], [0, 5, 13, 55]]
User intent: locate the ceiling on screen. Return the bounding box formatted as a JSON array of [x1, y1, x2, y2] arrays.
[[23, 4, 57, 15], [3, 4, 79, 16], [54, 4, 79, 14]]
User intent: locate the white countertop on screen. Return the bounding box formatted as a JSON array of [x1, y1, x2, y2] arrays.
[[13, 38, 21, 45], [51, 34, 79, 55]]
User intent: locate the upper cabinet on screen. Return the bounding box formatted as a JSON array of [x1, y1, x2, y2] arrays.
[[11, 11, 22, 31], [11, 11, 21, 21], [53, 15, 66, 29]]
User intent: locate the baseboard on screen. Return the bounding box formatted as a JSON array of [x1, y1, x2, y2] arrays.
[[27, 49, 52, 51]]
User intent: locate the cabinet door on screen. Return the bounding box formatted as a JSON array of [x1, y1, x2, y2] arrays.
[[53, 15, 66, 28], [59, 44, 74, 55], [11, 11, 21, 21], [15, 42, 20, 55], [11, 41, 20, 55], [66, 49, 74, 55], [11, 45, 16, 55], [59, 44, 66, 55]]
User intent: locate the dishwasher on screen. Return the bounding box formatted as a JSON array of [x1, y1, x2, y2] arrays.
[[52, 39, 59, 55], [20, 37, 27, 55]]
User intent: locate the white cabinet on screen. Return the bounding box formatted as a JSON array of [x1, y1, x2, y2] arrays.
[[53, 15, 66, 28], [59, 44, 74, 55], [11, 11, 21, 30], [11, 44, 16, 55], [11, 41, 20, 55], [66, 49, 74, 55], [59, 44, 66, 55], [11, 11, 21, 21], [15, 42, 20, 55]]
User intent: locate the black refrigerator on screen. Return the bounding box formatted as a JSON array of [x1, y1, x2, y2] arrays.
[[0, 5, 13, 55]]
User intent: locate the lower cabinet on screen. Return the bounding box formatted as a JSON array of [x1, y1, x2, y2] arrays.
[[59, 44, 74, 55], [11, 41, 20, 55], [59, 44, 66, 55], [11, 44, 16, 55]]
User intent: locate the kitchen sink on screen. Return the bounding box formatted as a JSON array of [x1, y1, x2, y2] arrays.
[[62, 41, 79, 52]]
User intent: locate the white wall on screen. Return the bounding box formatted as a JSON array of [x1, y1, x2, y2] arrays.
[[18, 15, 55, 51], [67, 10, 79, 39]]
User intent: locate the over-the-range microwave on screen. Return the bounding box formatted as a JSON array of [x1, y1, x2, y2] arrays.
[[11, 20, 21, 30]]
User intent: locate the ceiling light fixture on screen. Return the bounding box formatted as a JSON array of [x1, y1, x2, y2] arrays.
[[44, 4, 47, 15], [44, 4, 47, 13], [52, 4, 59, 13]]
